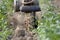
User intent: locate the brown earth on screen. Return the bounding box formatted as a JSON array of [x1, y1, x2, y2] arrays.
[[51, 0, 60, 8], [8, 11, 41, 40]]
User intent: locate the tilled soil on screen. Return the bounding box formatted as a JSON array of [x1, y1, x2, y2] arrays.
[[7, 11, 41, 40]]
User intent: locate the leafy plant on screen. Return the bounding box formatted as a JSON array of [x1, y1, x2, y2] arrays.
[[0, 0, 13, 40], [37, 0, 60, 40]]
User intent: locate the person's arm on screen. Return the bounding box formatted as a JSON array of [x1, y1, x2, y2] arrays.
[[22, 0, 34, 4]]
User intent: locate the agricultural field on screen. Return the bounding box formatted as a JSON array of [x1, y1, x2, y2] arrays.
[[0, 0, 60, 40]]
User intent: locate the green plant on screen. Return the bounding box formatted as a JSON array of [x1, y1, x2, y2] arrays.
[[37, 0, 60, 40], [0, 0, 13, 40]]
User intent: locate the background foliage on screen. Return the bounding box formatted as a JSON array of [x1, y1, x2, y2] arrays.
[[0, 0, 13, 40], [37, 0, 60, 40], [0, 0, 60, 40]]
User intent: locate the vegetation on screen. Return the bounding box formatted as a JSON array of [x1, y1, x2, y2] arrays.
[[0, 0, 13, 40], [0, 0, 60, 40], [37, 0, 60, 40]]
